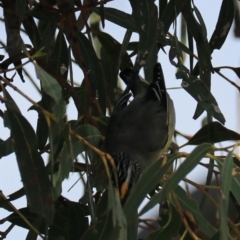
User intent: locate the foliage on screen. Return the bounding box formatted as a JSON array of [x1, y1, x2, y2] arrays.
[[0, 0, 240, 239]]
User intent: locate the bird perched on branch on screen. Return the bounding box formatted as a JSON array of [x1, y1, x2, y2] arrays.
[[105, 63, 175, 203]]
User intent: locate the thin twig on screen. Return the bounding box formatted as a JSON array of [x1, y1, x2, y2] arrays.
[[214, 68, 240, 92], [0, 76, 56, 122], [0, 191, 44, 239]]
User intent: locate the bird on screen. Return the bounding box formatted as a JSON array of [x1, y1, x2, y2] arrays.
[[105, 62, 175, 203]]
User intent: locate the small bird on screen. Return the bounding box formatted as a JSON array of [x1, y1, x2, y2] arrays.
[[105, 63, 175, 203]]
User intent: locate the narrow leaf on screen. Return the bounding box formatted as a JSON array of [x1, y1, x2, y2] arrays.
[[185, 121, 240, 146], [174, 185, 217, 238], [140, 143, 213, 215], [4, 108, 54, 222], [146, 203, 182, 240], [178, 74, 225, 124], [124, 153, 177, 220], [209, 0, 236, 51], [76, 32, 106, 115], [0, 138, 14, 158], [50, 30, 68, 79], [93, 7, 136, 31], [161, 0, 189, 34], [130, 0, 158, 70], [218, 152, 233, 239], [35, 64, 62, 104]]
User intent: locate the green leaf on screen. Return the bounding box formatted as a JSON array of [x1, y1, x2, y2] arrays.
[[33, 97, 53, 150], [129, 0, 158, 70], [230, 166, 240, 204], [100, 48, 118, 104], [48, 200, 89, 240], [218, 158, 240, 214], [0, 138, 14, 158], [41, 21, 56, 54], [4, 207, 41, 230], [184, 122, 240, 146], [218, 152, 233, 239], [182, 3, 212, 81], [161, 0, 189, 34], [36, 64, 62, 105], [27, 6, 61, 23], [178, 73, 225, 124], [5, 200, 89, 239], [209, 0, 236, 51], [192, 3, 207, 40], [7, 188, 25, 201], [4, 5, 25, 82], [53, 124, 102, 198], [0, 194, 13, 212], [15, 0, 27, 20], [175, 185, 217, 238], [50, 30, 68, 79], [1, 85, 21, 113], [97, 32, 133, 71], [22, 15, 43, 50], [123, 153, 177, 220], [4, 108, 54, 222], [140, 143, 213, 215], [76, 32, 106, 115], [82, 182, 127, 240], [93, 7, 136, 31], [81, 210, 126, 240], [35, 64, 66, 122], [146, 203, 182, 240], [159, 0, 168, 19]]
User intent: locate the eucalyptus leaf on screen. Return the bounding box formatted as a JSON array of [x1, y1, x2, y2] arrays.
[[4, 108, 54, 222], [184, 121, 240, 146], [140, 143, 213, 215]]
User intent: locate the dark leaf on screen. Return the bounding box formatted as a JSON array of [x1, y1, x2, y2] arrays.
[[93, 7, 136, 31], [130, 0, 158, 71], [4, 200, 89, 240], [209, 0, 236, 51], [27, 6, 61, 23], [146, 203, 181, 240], [159, 0, 168, 19], [183, 4, 212, 78], [140, 143, 213, 215], [219, 151, 233, 239], [97, 31, 133, 71], [35, 64, 66, 122], [41, 21, 56, 55], [161, 0, 189, 34], [1, 85, 21, 114], [4, 108, 54, 222], [4, 3, 25, 82], [76, 32, 106, 115], [53, 124, 102, 198], [7, 188, 25, 201], [22, 15, 43, 50], [0, 138, 14, 158], [178, 73, 225, 124], [100, 48, 118, 104], [185, 122, 240, 146], [174, 185, 217, 238], [82, 183, 127, 240], [3, 207, 41, 230], [50, 30, 68, 80], [124, 153, 177, 220], [15, 0, 27, 21], [48, 200, 88, 240]]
